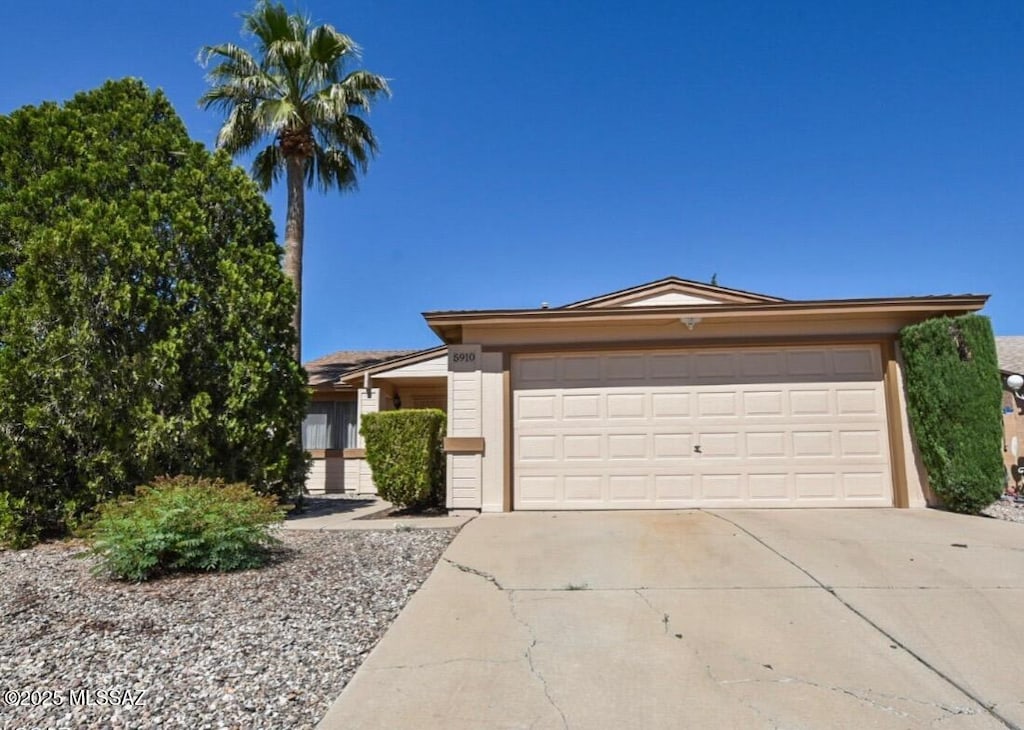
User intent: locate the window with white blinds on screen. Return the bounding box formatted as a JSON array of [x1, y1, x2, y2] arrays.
[[302, 400, 357, 450]]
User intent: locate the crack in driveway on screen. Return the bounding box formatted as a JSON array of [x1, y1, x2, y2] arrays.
[[508, 591, 569, 730], [442, 558, 568, 728], [443, 558, 506, 590], [633, 589, 671, 634], [713, 671, 978, 719], [706, 510, 1020, 730]]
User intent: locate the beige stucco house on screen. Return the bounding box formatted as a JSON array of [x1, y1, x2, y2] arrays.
[[304, 276, 990, 511]]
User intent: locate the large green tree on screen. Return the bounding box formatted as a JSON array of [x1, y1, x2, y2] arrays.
[[0, 79, 308, 544], [200, 1, 390, 359]]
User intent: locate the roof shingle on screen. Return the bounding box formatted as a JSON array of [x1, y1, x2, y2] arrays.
[[304, 350, 416, 387], [996, 336, 1024, 376]]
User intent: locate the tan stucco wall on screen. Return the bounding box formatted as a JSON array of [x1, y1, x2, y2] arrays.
[[893, 346, 935, 508], [307, 456, 345, 495], [461, 315, 912, 348], [379, 353, 448, 377], [343, 457, 377, 495], [357, 387, 382, 442], [479, 352, 506, 512], [398, 385, 447, 410], [447, 346, 483, 509]]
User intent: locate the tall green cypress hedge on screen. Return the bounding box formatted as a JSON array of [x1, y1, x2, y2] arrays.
[[899, 315, 1004, 513], [361, 409, 446, 509], [0, 80, 308, 545]]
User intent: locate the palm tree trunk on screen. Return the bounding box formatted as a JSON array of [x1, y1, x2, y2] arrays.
[[283, 155, 305, 361]]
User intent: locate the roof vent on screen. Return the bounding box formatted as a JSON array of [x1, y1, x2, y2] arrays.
[[540, 302, 549, 309]]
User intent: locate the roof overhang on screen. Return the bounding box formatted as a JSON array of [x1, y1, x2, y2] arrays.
[[336, 345, 448, 386], [423, 295, 989, 344]]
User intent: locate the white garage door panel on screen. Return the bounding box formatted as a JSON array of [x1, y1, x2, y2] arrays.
[[513, 346, 893, 509]]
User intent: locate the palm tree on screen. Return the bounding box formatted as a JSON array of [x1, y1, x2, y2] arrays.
[[200, 1, 390, 359]]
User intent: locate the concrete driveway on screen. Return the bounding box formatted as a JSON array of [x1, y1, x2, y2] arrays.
[[318, 510, 1024, 729]]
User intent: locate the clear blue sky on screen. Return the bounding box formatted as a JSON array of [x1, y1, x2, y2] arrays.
[[2, 1, 1021, 360]]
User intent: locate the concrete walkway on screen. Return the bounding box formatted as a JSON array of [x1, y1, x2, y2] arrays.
[[283, 495, 474, 531], [318, 509, 1024, 729]]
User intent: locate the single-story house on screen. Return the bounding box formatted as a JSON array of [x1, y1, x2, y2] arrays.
[[996, 336, 1024, 490], [304, 276, 991, 511]]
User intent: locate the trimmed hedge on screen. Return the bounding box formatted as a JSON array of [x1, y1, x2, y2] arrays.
[[86, 476, 285, 581], [361, 409, 446, 509], [899, 315, 1004, 513]]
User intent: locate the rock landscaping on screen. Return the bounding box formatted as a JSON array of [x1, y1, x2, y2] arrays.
[[982, 495, 1024, 524], [0, 528, 457, 729]]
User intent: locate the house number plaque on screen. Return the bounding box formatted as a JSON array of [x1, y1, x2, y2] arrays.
[[449, 346, 481, 372]]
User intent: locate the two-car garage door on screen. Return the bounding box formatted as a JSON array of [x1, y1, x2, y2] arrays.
[[512, 345, 894, 509]]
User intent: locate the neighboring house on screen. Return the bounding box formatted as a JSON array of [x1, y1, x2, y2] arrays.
[[996, 336, 1024, 491], [304, 276, 990, 511]]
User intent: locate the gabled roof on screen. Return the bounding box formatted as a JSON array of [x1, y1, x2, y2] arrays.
[[423, 288, 989, 344], [563, 276, 785, 309], [304, 349, 417, 387], [996, 336, 1024, 376], [337, 345, 448, 384]]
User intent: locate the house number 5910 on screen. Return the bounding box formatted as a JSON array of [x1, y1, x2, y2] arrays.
[[453, 353, 476, 363]]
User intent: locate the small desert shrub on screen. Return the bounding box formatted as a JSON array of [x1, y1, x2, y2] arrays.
[[361, 409, 446, 509], [87, 476, 285, 581]]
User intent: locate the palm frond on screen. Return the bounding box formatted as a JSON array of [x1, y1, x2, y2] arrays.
[[306, 76, 390, 131], [340, 70, 392, 97], [317, 114, 377, 164], [199, 43, 282, 112], [307, 90, 346, 126], [243, 2, 300, 50], [215, 104, 263, 154], [308, 24, 358, 67], [255, 98, 299, 131], [198, 43, 260, 76], [307, 146, 359, 193], [251, 144, 285, 191], [199, 80, 273, 114], [265, 39, 308, 72], [287, 10, 311, 45], [338, 71, 392, 112]]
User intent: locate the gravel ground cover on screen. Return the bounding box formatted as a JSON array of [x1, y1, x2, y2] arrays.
[[0, 527, 457, 729], [982, 496, 1024, 523]]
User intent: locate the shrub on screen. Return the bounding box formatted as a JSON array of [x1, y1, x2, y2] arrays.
[[0, 79, 308, 546], [899, 315, 1005, 513], [361, 409, 446, 509], [86, 476, 286, 581]]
